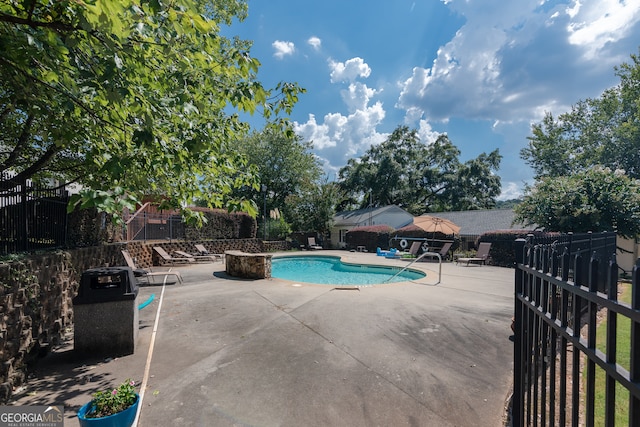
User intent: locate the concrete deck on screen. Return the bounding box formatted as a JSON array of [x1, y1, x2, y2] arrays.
[[10, 250, 515, 426]]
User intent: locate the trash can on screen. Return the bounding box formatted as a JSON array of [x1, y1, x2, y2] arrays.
[[73, 267, 139, 356]]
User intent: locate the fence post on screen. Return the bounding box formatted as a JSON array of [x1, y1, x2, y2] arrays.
[[605, 255, 618, 426], [631, 258, 640, 426], [585, 252, 599, 426], [19, 178, 28, 251], [571, 250, 583, 423], [513, 238, 526, 427]]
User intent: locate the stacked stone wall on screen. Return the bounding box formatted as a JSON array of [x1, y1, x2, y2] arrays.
[[0, 238, 284, 403], [0, 244, 124, 403], [146, 239, 267, 266]]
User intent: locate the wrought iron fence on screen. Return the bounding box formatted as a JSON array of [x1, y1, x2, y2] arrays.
[[512, 232, 640, 426], [0, 174, 69, 255]]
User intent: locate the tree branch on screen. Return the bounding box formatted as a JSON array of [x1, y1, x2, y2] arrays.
[[0, 12, 75, 32], [0, 143, 62, 192], [0, 113, 34, 172], [0, 104, 12, 122], [0, 57, 126, 133]]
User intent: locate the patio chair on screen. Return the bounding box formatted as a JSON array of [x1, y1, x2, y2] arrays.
[[121, 250, 183, 284], [174, 250, 221, 263], [404, 241, 422, 257], [456, 242, 492, 266], [194, 244, 224, 262], [153, 246, 195, 265], [307, 237, 323, 250], [419, 242, 453, 262]]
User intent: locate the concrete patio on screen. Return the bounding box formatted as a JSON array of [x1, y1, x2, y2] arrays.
[[11, 250, 515, 426]]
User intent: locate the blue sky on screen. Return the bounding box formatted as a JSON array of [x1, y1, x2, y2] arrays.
[[223, 0, 640, 200]]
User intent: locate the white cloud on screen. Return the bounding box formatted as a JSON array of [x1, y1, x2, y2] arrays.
[[293, 114, 336, 150], [308, 36, 322, 50], [295, 102, 387, 171], [340, 82, 380, 113], [293, 55, 390, 171], [567, 0, 640, 59], [416, 120, 441, 145], [498, 182, 524, 200], [329, 57, 372, 83], [272, 40, 295, 59], [566, 0, 581, 18], [396, 0, 640, 127]]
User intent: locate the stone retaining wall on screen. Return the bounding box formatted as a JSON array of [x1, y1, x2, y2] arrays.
[[0, 238, 281, 403], [0, 244, 124, 403]]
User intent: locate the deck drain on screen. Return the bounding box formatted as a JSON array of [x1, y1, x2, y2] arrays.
[[332, 287, 360, 291]]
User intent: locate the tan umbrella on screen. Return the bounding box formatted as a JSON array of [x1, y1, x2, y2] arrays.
[[412, 215, 460, 235]]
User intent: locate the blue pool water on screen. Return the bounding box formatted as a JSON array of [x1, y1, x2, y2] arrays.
[[271, 255, 425, 286]]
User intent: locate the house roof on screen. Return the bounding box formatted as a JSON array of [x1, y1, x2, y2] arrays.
[[428, 209, 534, 236], [333, 205, 412, 228]]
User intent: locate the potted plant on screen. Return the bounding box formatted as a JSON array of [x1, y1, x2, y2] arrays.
[[77, 378, 140, 427]]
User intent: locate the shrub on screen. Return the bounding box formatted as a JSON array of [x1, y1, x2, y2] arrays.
[[185, 208, 256, 240], [478, 230, 559, 267], [346, 225, 395, 252]]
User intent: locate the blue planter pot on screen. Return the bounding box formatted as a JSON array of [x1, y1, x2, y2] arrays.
[[77, 394, 139, 427]]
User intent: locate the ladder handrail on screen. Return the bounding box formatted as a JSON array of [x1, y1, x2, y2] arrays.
[[385, 251, 442, 284]]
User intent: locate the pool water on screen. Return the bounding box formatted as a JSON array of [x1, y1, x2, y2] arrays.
[[271, 255, 425, 286]]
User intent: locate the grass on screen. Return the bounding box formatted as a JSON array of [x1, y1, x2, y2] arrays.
[[592, 281, 632, 426]]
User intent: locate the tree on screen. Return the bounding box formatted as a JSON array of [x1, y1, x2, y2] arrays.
[[513, 167, 640, 238], [232, 127, 323, 225], [522, 50, 640, 180], [518, 51, 640, 236], [286, 179, 345, 236], [0, 0, 303, 221], [434, 150, 502, 212], [495, 199, 521, 209], [337, 125, 501, 214]]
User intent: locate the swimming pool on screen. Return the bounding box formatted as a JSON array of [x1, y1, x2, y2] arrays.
[[271, 255, 426, 286]]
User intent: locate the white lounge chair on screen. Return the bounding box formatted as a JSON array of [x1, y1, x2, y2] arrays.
[[121, 250, 183, 284], [174, 250, 221, 263], [153, 246, 195, 265], [307, 237, 323, 250], [194, 244, 224, 262]]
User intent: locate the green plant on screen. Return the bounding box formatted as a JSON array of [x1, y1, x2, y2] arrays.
[[85, 379, 137, 418]]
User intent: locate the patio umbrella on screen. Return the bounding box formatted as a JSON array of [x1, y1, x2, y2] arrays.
[[412, 215, 460, 235]]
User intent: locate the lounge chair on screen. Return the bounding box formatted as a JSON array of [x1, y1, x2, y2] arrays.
[[420, 242, 453, 262], [174, 250, 221, 263], [121, 250, 183, 284], [307, 237, 323, 250], [456, 242, 492, 266], [153, 246, 195, 265], [194, 244, 224, 262], [404, 241, 422, 258]]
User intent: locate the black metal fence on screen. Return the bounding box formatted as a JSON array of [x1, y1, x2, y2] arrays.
[[0, 174, 69, 255], [0, 175, 188, 255], [513, 232, 640, 426]]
